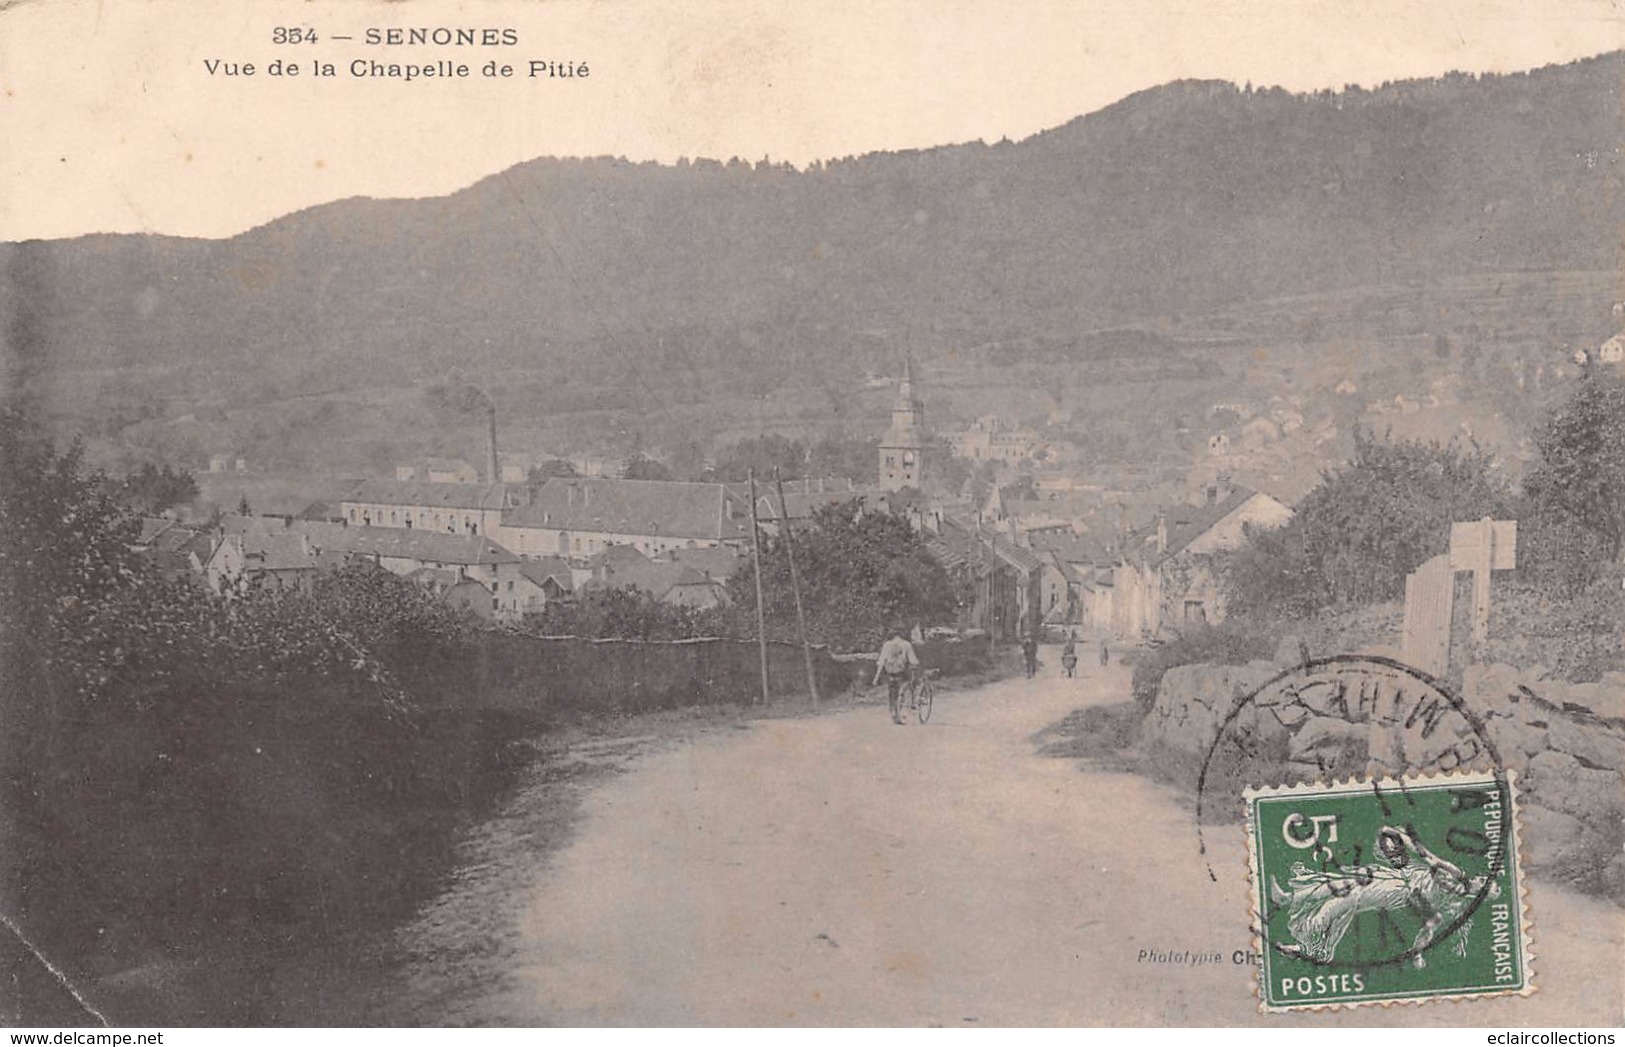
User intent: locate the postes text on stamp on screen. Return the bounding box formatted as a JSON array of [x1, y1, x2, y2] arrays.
[[1246, 770, 1531, 1012]]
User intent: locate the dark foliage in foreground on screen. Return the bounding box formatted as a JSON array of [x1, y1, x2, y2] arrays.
[[0, 412, 528, 1006]]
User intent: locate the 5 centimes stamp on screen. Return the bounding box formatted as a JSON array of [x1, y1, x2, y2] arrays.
[[1245, 770, 1533, 1012]]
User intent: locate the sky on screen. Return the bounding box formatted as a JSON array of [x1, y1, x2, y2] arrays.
[[2, 0, 1622, 240]]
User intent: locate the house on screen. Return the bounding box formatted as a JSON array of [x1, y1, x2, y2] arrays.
[[498, 477, 750, 561], [750, 480, 862, 530], [1028, 532, 1118, 632], [297, 500, 343, 523], [945, 413, 1041, 465], [313, 526, 525, 613], [581, 545, 729, 609], [203, 531, 343, 594], [340, 478, 511, 536], [516, 557, 574, 611], [1111, 483, 1293, 638], [667, 544, 745, 581], [443, 578, 500, 621], [131, 517, 211, 583], [925, 518, 1043, 643]]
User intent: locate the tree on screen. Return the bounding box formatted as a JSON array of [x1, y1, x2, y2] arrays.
[[116, 462, 199, 514], [727, 500, 962, 650], [1220, 430, 1514, 617], [523, 587, 710, 640], [527, 458, 578, 482], [930, 438, 971, 496], [807, 436, 879, 485], [711, 434, 806, 483], [1524, 369, 1625, 569], [622, 453, 673, 481], [966, 460, 999, 508]]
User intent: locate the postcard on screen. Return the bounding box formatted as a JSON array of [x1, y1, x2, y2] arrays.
[[1, 0, 1621, 1028]]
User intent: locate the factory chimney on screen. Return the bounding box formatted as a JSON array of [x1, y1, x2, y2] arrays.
[[486, 405, 500, 484]]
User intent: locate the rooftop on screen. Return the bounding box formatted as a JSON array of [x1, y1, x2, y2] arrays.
[[504, 478, 749, 542], [343, 478, 509, 511]]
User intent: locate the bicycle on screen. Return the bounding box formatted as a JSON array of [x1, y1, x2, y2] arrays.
[[908, 668, 937, 724]]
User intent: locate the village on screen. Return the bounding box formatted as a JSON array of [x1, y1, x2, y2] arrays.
[[133, 358, 1335, 648], [138, 324, 1625, 656]]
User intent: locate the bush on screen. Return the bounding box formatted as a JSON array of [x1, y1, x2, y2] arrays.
[[1220, 430, 1513, 618], [1486, 572, 1625, 682], [521, 587, 717, 640], [1129, 623, 1275, 710], [0, 417, 528, 989]]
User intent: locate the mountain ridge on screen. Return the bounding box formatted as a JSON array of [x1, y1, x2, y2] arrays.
[[3, 52, 1620, 469]]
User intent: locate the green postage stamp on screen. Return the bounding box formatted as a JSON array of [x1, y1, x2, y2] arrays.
[[1245, 770, 1533, 1011]]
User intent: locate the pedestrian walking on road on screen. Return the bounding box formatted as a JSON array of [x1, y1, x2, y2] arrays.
[[874, 625, 920, 725], [1061, 632, 1078, 678], [1099, 641, 1110, 668], [1021, 634, 1039, 678]]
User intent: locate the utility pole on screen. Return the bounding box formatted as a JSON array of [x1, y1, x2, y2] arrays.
[[774, 468, 820, 707], [747, 470, 771, 705]]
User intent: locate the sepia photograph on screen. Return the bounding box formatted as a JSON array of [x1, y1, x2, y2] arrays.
[[1, 0, 1622, 1029]]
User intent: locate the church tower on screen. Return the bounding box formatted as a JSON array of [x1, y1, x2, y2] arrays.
[[879, 358, 926, 491]]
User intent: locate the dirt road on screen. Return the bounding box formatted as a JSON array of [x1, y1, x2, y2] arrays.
[[396, 653, 1623, 1026]]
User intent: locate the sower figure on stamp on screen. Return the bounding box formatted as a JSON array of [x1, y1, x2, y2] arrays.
[[1268, 826, 1499, 969]]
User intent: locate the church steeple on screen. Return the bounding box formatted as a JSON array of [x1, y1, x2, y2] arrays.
[[879, 357, 925, 491]]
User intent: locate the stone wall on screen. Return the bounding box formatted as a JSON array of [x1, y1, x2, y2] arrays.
[[1466, 663, 1625, 902], [1141, 656, 1625, 903]]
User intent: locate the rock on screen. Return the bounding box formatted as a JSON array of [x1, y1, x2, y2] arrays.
[[1602, 855, 1625, 906], [1293, 678, 1361, 720], [1513, 691, 1555, 727], [1480, 716, 1544, 774], [1234, 703, 1291, 758], [1464, 663, 1519, 719], [1546, 715, 1625, 772], [1521, 804, 1593, 872], [1565, 683, 1604, 716], [1244, 661, 1281, 690], [1275, 635, 1310, 667], [1271, 702, 1310, 729], [1290, 716, 1370, 778], [1569, 678, 1625, 721], [1284, 759, 1326, 785], [1526, 748, 1580, 784], [1366, 722, 1406, 778], [1525, 750, 1623, 825]]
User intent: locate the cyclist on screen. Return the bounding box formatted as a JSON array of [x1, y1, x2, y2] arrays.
[[874, 624, 920, 725]]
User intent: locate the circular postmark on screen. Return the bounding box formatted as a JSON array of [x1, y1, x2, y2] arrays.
[[1194, 656, 1513, 975]]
